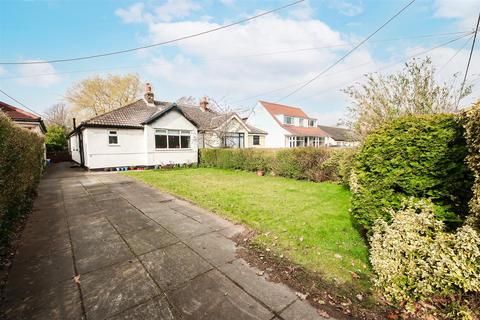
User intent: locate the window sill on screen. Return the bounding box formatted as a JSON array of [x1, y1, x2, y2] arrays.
[[108, 144, 120, 147], [155, 148, 193, 151]]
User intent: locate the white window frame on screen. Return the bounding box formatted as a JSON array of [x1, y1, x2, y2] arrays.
[[284, 116, 294, 125], [108, 130, 119, 145], [155, 129, 191, 150]]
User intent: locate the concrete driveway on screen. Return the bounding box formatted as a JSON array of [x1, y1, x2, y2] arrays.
[[3, 163, 326, 320]]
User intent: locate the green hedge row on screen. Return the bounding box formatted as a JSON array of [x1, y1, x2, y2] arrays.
[[199, 147, 356, 184], [0, 113, 44, 246], [351, 114, 473, 232], [464, 102, 480, 229]]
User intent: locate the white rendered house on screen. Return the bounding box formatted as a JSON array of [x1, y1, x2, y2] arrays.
[[69, 85, 266, 169], [247, 101, 328, 148]]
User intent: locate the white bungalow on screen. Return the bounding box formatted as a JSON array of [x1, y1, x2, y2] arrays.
[[68, 85, 266, 169]]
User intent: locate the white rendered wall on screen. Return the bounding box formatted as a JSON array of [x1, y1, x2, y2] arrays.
[[83, 127, 146, 169], [248, 103, 289, 148], [144, 110, 198, 166]]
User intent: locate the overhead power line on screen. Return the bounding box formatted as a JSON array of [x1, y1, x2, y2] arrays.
[[438, 34, 473, 72], [0, 30, 470, 81], [231, 32, 472, 106], [457, 12, 480, 109], [0, 0, 305, 65], [276, 0, 417, 102], [292, 33, 474, 103], [0, 88, 53, 123]]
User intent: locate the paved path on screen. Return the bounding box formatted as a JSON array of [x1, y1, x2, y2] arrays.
[[3, 163, 325, 320]]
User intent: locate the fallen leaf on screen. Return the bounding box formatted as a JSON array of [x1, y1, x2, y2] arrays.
[[356, 294, 363, 301], [296, 292, 308, 300], [256, 271, 265, 276], [279, 254, 284, 258], [73, 275, 81, 284], [266, 248, 271, 252], [317, 310, 330, 318], [351, 272, 360, 280], [387, 313, 398, 320], [299, 237, 304, 242], [334, 254, 343, 260]]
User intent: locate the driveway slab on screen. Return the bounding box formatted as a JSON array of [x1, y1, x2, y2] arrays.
[[123, 226, 178, 255], [81, 260, 160, 320], [169, 269, 273, 320], [220, 258, 297, 313], [140, 242, 212, 290], [3, 163, 328, 320]]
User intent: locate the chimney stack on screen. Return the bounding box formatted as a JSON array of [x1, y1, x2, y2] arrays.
[[144, 82, 155, 105], [199, 96, 209, 112], [72, 118, 76, 129]]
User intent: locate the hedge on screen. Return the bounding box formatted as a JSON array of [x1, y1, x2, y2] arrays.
[[370, 199, 480, 317], [351, 114, 473, 232], [0, 113, 44, 246], [199, 147, 356, 184], [464, 101, 480, 229]]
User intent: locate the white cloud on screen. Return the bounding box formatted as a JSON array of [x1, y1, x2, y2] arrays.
[[116, 1, 201, 24], [138, 14, 380, 124], [153, 0, 201, 22], [434, 0, 479, 29], [290, 1, 314, 20], [328, 0, 364, 17], [115, 2, 145, 24], [16, 61, 61, 87], [122, 5, 477, 125]]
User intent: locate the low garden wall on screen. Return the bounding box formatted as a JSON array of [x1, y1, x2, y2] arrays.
[[0, 113, 44, 246]]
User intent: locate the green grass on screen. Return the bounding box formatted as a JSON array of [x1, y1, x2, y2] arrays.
[[124, 168, 369, 283]]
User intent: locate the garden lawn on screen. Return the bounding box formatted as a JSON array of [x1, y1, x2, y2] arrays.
[[124, 168, 369, 283]]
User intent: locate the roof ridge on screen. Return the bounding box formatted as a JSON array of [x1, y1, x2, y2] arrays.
[[83, 99, 146, 124], [259, 100, 304, 111]]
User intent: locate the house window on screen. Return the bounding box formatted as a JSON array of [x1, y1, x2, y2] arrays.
[[299, 118, 304, 127], [223, 133, 244, 148], [253, 135, 260, 146], [155, 129, 191, 149], [287, 136, 304, 148], [284, 116, 294, 125], [108, 130, 118, 145], [308, 119, 315, 127]]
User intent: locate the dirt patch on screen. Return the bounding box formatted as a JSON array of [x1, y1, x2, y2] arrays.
[[233, 230, 397, 320]]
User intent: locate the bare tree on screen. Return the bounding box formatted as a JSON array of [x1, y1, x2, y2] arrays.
[[44, 102, 71, 129], [341, 57, 472, 141], [176, 96, 197, 105], [65, 74, 142, 121], [201, 97, 252, 148]]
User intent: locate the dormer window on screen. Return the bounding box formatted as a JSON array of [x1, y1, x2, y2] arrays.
[[299, 118, 304, 126], [308, 119, 316, 127], [284, 116, 294, 125]]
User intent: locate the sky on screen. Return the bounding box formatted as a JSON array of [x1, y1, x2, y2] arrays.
[[0, 0, 479, 126]]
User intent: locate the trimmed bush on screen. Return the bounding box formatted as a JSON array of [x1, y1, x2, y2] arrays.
[[464, 101, 480, 229], [0, 113, 44, 246], [351, 114, 473, 231], [370, 199, 480, 309], [199, 147, 356, 183]]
